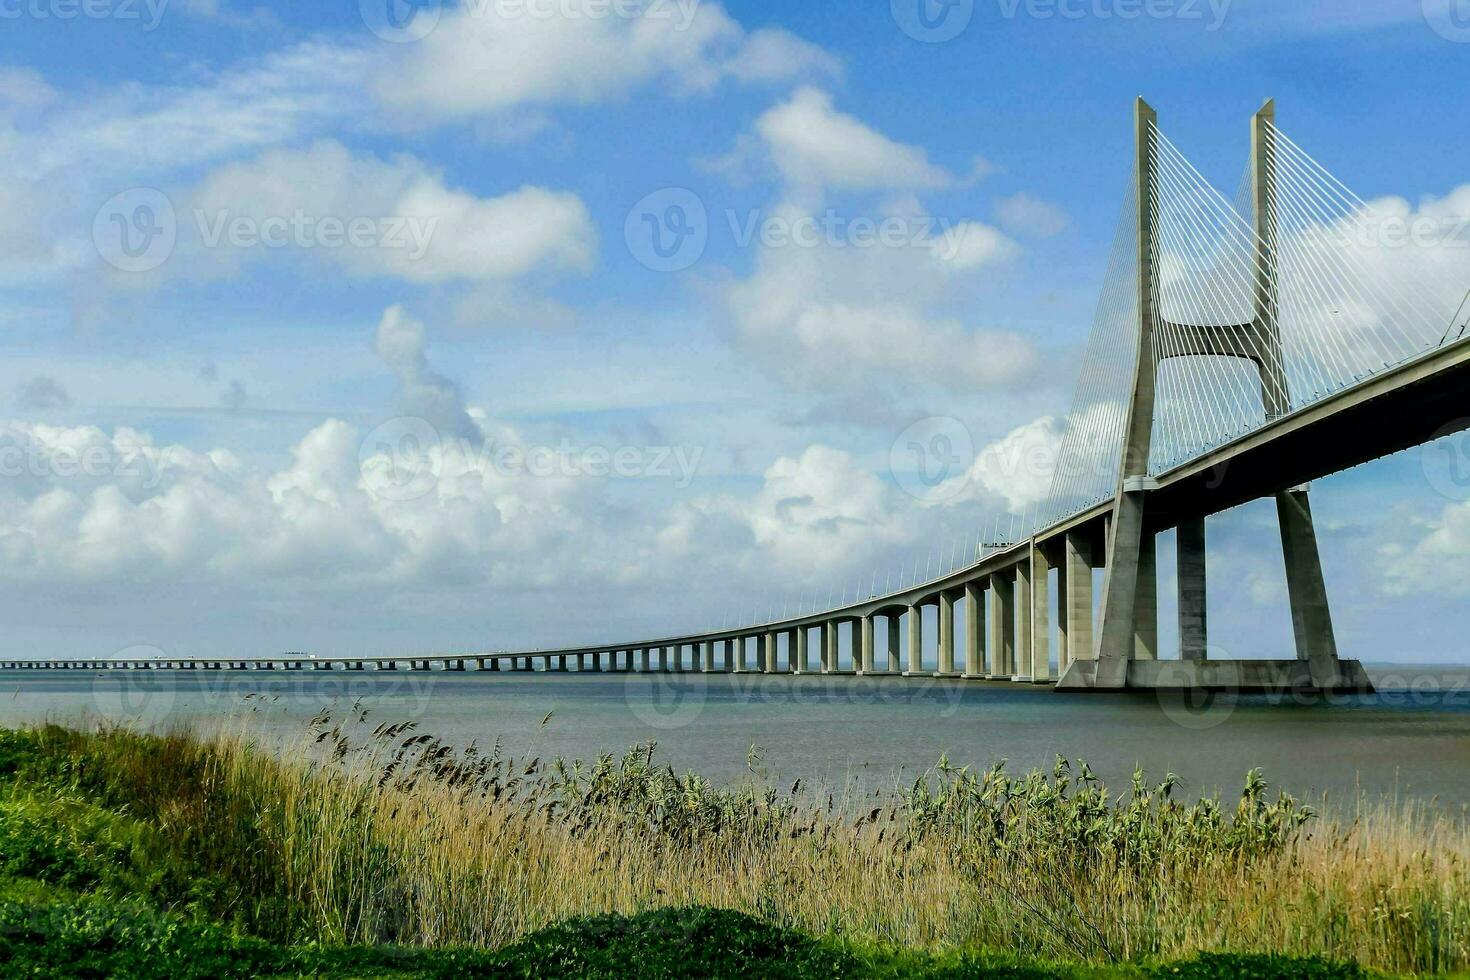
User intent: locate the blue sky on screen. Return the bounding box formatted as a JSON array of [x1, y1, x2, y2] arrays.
[[1, 0, 1468, 664]]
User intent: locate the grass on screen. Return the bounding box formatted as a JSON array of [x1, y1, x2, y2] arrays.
[[0, 718, 1464, 977]]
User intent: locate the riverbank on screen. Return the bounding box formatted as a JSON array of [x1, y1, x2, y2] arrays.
[[0, 720, 1465, 977]]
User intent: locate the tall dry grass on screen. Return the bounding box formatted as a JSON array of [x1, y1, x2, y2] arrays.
[[38, 715, 1470, 974]]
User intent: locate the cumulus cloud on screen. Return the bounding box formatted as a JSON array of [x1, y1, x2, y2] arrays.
[[374, 3, 836, 124], [177, 140, 596, 284], [375, 305, 481, 443], [994, 193, 1069, 238], [752, 88, 954, 193], [13, 377, 71, 412], [723, 201, 1032, 393]]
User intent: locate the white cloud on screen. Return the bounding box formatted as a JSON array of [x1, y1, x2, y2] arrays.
[[177, 140, 596, 284], [753, 87, 953, 193], [929, 417, 1064, 513], [0, 68, 56, 111], [723, 202, 1031, 393], [994, 192, 1069, 238], [374, 2, 835, 124]]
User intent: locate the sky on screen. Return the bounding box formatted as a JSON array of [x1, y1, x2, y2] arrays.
[[1, 0, 1469, 664]]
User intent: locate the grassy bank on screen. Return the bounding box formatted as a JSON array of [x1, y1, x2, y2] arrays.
[[0, 720, 1465, 977]]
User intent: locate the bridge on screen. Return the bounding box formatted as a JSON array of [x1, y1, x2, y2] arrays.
[[10, 99, 1469, 690]]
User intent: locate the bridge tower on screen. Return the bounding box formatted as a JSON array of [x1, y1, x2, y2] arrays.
[[1059, 98, 1373, 692]]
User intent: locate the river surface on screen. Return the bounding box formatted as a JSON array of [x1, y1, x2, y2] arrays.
[[3, 665, 1468, 812]]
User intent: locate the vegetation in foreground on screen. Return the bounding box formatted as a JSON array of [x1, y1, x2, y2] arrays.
[[0, 720, 1464, 977]]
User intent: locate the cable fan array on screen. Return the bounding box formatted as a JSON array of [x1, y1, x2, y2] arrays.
[[1038, 116, 1469, 529]]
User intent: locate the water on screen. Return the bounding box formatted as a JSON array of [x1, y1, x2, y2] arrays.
[[3, 665, 1469, 811]]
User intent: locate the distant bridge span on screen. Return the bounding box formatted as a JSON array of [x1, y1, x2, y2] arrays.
[[12, 99, 1470, 691]]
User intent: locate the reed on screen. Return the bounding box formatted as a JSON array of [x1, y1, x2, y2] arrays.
[[9, 718, 1468, 975]]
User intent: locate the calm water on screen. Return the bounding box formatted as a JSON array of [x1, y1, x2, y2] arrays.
[[3, 665, 1469, 811]]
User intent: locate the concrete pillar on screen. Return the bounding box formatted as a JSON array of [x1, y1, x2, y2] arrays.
[[1015, 561, 1033, 681], [937, 592, 957, 676], [1064, 531, 1094, 662], [634, 648, 646, 672], [1177, 518, 1207, 660], [795, 628, 810, 673], [859, 616, 875, 674], [761, 632, 774, 672], [729, 637, 743, 673], [700, 640, 714, 672], [963, 581, 985, 678], [904, 604, 923, 676], [1133, 531, 1158, 660], [556, 656, 567, 671], [818, 623, 831, 673], [1277, 489, 1340, 676], [1031, 544, 1053, 682], [886, 616, 902, 673], [988, 573, 1015, 678]]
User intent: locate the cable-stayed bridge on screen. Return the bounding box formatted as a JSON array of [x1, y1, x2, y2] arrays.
[[12, 99, 1470, 690]]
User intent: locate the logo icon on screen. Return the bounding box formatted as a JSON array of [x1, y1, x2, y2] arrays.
[[92, 645, 177, 728], [1420, 420, 1470, 502], [93, 189, 176, 273], [625, 672, 707, 730], [359, 417, 442, 503], [360, 0, 441, 43], [624, 188, 708, 273], [892, 0, 974, 43], [1424, 0, 1470, 42], [890, 416, 975, 502]]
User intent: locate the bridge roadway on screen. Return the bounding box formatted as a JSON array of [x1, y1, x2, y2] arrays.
[[6, 335, 1469, 685]]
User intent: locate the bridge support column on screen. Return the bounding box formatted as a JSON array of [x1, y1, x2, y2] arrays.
[[988, 574, 1014, 678], [1015, 562, 1034, 681], [859, 616, 875, 674], [1031, 543, 1053, 682], [886, 616, 902, 673], [963, 581, 985, 678], [635, 648, 647, 672], [936, 592, 958, 677], [700, 640, 713, 672], [903, 605, 923, 676], [1134, 531, 1158, 661], [1278, 488, 1340, 685], [759, 632, 772, 672], [1179, 517, 1208, 660], [794, 628, 810, 674]]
